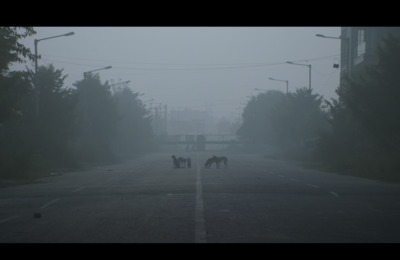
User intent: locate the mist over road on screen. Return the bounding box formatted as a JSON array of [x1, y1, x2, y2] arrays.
[[1, 152, 400, 243]]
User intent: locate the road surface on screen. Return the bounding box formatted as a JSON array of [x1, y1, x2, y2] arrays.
[[1, 152, 400, 243]]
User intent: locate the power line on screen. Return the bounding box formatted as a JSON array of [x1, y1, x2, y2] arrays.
[[43, 54, 275, 67], [40, 54, 340, 71]]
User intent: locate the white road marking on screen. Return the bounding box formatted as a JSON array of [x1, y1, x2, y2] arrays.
[[195, 155, 207, 243], [330, 191, 339, 197], [72, 186, 85, 193], [0, 215, 20, 224], [40, 198, 60, 209], [167, 193, 185, 196]]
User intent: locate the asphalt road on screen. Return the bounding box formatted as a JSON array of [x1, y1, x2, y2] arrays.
[[1, 152, 400, 243]]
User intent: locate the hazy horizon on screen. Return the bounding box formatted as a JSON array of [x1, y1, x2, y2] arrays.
[[14, 26, 341, 120]]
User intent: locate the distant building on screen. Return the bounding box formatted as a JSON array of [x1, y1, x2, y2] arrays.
[[340, 27, 400, 79]]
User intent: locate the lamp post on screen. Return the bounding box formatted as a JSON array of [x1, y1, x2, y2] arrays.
[[109, 80, 131, 87], [268, 77, 289, 94], [34, 31, 75, 119], [286, 61, 312, 91], [316, 33, 350, 78], [144, 98, 154, 103], [254, 88, 267, 91], [81, 65, 112, 132], [83, 65, 112, 79]]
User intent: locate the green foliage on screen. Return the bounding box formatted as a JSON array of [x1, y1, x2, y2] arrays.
[[0, 70, 32, 123], [339, 34, 400, 154], [0, 27, 36, 124], [0, 28, 154, 180], [238, 88, 328, 159], [315, 34, 400, 181], [0, 64, 78, 179], [34, 65, 79, 168], [238, 90, 286, 144], [271, 87, 328, 148], [72, 73, 119, 162], [112, 86, 153, 154], [0, 27, 36, 74]]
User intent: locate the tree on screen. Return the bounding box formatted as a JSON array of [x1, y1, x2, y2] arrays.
[[271, 87, 328, 147], [32, 64, 79, 167], [237, 90, 286, 144], [314, 98, 366, 171], [238, 88, 328, 158], [339, 34, 400, 154], [0, 70, 32, 123], [316, 34, 400, 179], [73, 73, 118, 162], [0, 64, 78, 178], [112, 86, 153, 154], [0, 27, 35, 74], [0, 27, 36, 123]]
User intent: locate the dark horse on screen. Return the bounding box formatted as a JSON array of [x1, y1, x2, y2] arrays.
[[205, 155, 228, 168], [172, 155, 180, 168], [205, 157, 214, 168], [213, 155, 228, 168]]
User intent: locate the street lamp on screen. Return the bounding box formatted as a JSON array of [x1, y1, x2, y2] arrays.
[[109, 80, 131, 87], [34, 31, 75, 119], [316, 33, 350, 78], [83, 66, 112, 79], [268, 77, 289, 94], [286, 61, 312, 91], [81, 65, 112, 129], [109, 80, 132, 94]]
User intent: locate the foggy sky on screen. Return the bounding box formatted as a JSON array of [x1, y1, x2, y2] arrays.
[[17, 27, 341, 119]]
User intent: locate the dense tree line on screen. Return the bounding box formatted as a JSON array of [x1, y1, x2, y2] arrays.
[[237, 88, 329, 159], [315, 34, 400, 181], [0, 27, 153, 180], [238, 34, 400, 182]]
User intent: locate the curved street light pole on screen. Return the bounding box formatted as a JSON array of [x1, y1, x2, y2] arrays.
[[81, 65, 112, 129], [316, 33, 351, 78], [83, 65, 112, 79], [268, 77, 289, 94], [34, 32, 75, 119], [286, 61, 311, 91], [109, 80, 131, 87]]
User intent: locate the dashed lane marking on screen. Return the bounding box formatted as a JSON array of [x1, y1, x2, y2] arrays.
[[195, 155, 207, 243], [329, 191, 339, 197], [0, 215, 20, 224], [72, 186, 85, 193], [40, 198, 60, 209]]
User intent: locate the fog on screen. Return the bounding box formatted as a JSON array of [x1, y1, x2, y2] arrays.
[[18, 27, 340, 123], [4, 27, 400, 243]]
